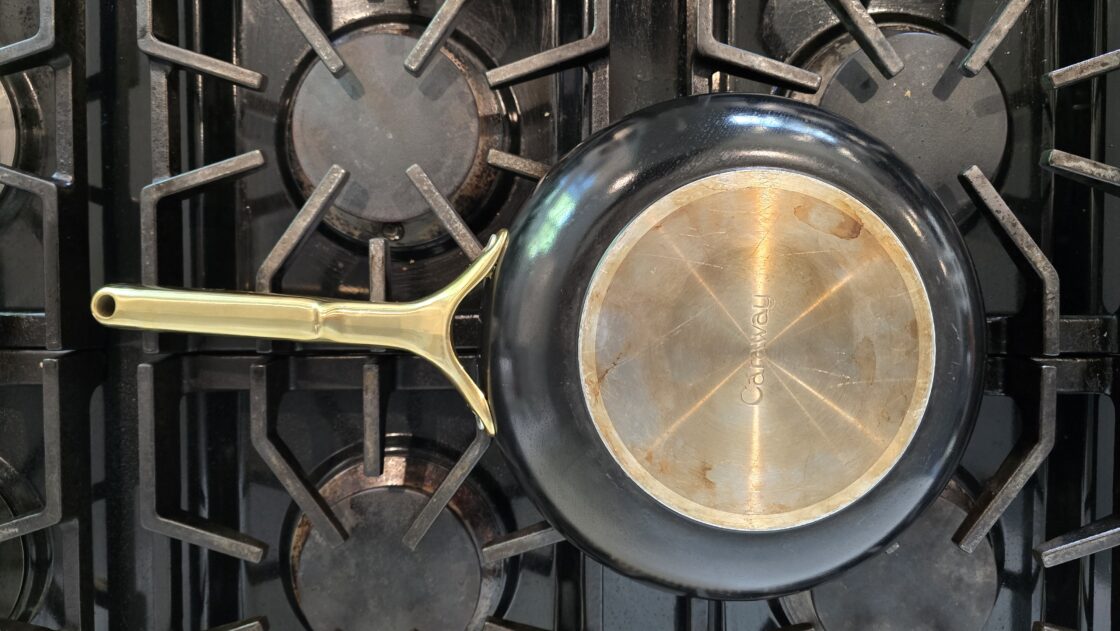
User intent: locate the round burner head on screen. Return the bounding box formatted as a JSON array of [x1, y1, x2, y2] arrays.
[[0, 82, 16, 197], [781, 481, 1000, 630], [579, 169, 934, 531], [801, 30, 1009, 222], [288, 455, 506, 631], [287, 25, 509, 247]]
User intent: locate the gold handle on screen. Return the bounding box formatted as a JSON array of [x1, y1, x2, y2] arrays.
[[92, 231, 509, 436]]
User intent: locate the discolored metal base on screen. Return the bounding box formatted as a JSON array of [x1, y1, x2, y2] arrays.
[[779, 479, 1000, 630], [286, 24, 509, 246], [288, 453, 506, 631], [579, 169, 934, 531], [791, 30, 1009, 223], [0, 82, 16, 197]]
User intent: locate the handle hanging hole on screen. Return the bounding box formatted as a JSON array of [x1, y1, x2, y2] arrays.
[[93, 294, 116, 319]]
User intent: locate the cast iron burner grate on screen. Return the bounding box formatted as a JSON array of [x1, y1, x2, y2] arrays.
[[130, 0, 616, 628], [0, 0, 1114, 629], [0, 0, 101, 629], [127, 0, 1120, 629]]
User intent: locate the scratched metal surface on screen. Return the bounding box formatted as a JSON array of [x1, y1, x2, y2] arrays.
[[579, 168, 935, 531]]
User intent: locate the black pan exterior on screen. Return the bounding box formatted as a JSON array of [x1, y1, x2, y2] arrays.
[[487, 94, 984, 598]]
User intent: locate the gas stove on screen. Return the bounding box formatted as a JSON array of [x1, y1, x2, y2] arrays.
[[0, 0, 1118, 629]]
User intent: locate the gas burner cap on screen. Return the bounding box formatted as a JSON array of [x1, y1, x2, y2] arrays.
[[779, 479, 1000, 630], [793, 30, 1009, 223], [288, 452, 506, 631], [579, 168, 934, 531], [0, 82, 16, 196], [286, 24, 510, 247]]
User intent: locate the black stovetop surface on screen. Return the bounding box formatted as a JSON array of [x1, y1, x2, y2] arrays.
[[0, 0, 1118, 629]]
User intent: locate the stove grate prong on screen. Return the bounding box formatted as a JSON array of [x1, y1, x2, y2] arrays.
[[959, 166, 1060, 356], [407, 164, 484, 260], [368, 238, 390, 302], [405, 0, 472, 77], [954, 166, 1061, 551], [0, 352, 102, 628], [275, 0, 345, 75], [5, 159, 85, 348], [206, 618, 268, 631], [140, 150, 266, 352], [0, 353, 99, 544], [0, 164, 55, 197], [954, 363, 1056, 553], [139, 360, 270, 563], [0, 0, 94, 351], [823, 0, 904, 78], [0, 623, 56, 631], [142, 150, 267, 206], [1040, 150, 1120, 198], [1044, 49, 1120, 89], [362, 359, 385, 478], [403, 429, 492, 549], [250, 360, 349, 547], [137, 0, 265, 90], [0, 355, 63, 541], [363, 239, 391, 477], [487, 149, 550, 181], [0, 166, 63, 348], [141, 153, 266, 317], [695, 0, 820, 93], [255, 165, 349, 294], [0, 0, 55, 68], [958, 0, 1031, 77], [483, 619, 551, 631], [486, 0, 609, 88], [1036, 514, 1120, 568], [482, 521, 567, 564], [254, 165, 348, 353]]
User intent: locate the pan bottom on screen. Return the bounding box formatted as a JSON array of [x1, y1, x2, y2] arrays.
[[578, 168, 935, 532]]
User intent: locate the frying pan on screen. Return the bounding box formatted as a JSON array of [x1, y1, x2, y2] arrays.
[[91, 94, 984, 598]]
